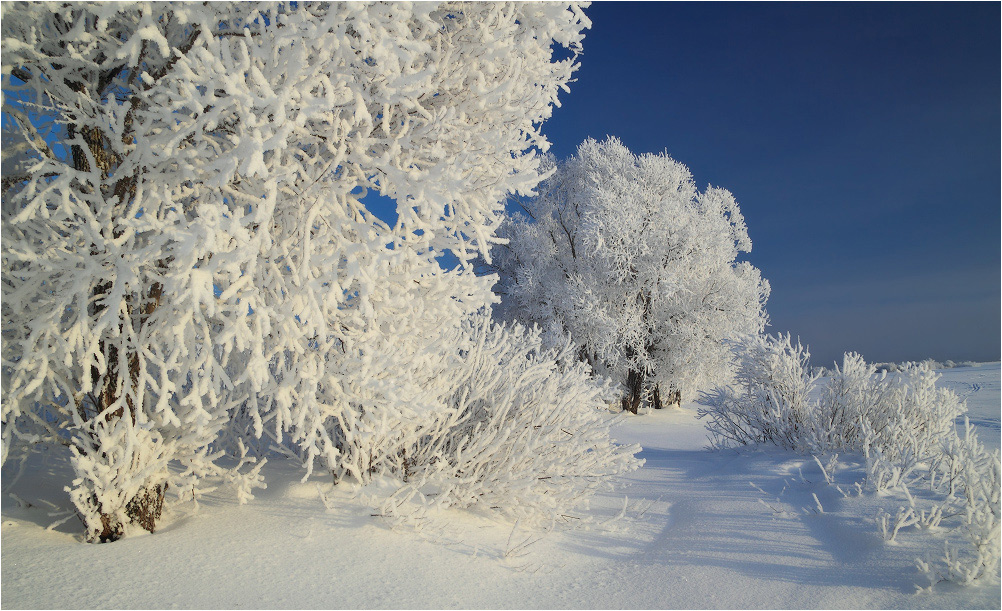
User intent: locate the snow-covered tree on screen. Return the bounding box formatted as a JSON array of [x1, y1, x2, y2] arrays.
[[2, 1, 590, 541], [490, 137, 770, 413]]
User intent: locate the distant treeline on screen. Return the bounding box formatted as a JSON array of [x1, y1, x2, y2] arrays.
[[874, 360, 989, 373], [811, 359, 992, 377]]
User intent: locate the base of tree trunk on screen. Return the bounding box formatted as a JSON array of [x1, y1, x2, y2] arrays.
[[93, 483, 166, 543], [621, 394, 641, 415], [664, 386, 682, 408], [126, 483, 166, 533], [651, 384, 682, 410], [652, 385, 663, 410]]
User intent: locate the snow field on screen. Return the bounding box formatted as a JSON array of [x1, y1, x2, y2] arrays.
[[936, 364, 1001, 453], [3, 365, 998, 609]]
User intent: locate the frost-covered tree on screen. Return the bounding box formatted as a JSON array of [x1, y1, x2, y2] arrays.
[[2, 1, 590, 541], [490, 137, 770, 413]]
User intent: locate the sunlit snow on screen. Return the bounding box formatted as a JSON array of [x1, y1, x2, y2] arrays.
[[3, 364, 998, 609]]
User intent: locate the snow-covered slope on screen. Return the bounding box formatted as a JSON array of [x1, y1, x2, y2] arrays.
[[3, 365, 999, 609]]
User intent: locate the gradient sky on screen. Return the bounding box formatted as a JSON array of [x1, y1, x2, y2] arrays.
[[533, 1, 1000, 367]]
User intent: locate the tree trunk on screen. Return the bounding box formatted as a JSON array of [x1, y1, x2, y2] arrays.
[[651, 384, 682, 410], [621, 367, 644, 414], [125, 483, 167, 534], [665, 384, 682, 408], [91, 483, 167, 543], [74, 118, 165, 542]]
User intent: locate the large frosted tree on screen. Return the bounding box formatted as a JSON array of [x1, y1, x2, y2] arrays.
[[1, 1, 593, 541], [491, 137, 770, 413]]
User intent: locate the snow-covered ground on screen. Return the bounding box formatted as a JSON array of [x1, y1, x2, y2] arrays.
[[3, 364, 999, 609]]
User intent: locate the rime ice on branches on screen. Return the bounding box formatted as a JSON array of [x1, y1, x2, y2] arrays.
[[1, 2, 592, 541]]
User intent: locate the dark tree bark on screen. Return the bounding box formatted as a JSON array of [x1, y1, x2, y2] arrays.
[[71, 87, 165, 542], [92, 484, 167, 542], [621, 367, 644, 414], [665, 385, 682, 408], [651, 384, 663, 410], [648, 383, 682, 411]]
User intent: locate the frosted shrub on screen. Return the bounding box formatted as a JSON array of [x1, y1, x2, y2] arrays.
[[914, 420, 1000, 586], [378, 317, 644, 527], [699, 334, 819, 451], [490, 137, 769, 413], [701, 339, 967, 460], [700, 334, 1000, 586], [849, 360, 965, 491], [815, 353, 890, 452]]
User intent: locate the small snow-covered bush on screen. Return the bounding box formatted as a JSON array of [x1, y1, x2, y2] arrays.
[[812, 354, 964, 466], [377, 317, 644, 527], [698, 334, 819, 452], [699, 334, 1000, 586], [915, 419, 1000, 585], [700, 337, 967, 459]]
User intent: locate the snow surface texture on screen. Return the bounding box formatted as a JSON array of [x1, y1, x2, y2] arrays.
[[3, 364, 998, 609]]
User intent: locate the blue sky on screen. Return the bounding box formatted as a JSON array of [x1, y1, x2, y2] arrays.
[[532, 1, 1000, 366]]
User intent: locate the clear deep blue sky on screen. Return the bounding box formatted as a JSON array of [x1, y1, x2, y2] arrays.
[[534, 1, 1000, 367]]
